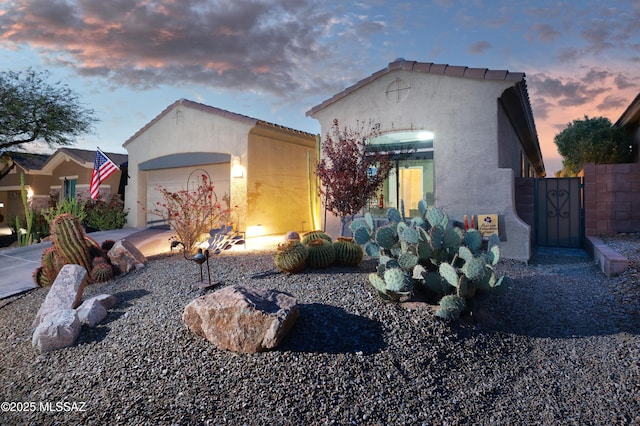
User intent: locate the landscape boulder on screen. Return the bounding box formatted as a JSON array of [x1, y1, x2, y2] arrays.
[[108, 239, 147, 275], [33, 264, 87, 327], [183, 286, 298, 353], [32, 309, 81, 353]]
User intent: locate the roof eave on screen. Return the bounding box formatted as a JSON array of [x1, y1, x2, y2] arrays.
[[615, 92, 640, 128], [306, 59, 528, 117]]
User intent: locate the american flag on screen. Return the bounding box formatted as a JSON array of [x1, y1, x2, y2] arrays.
[[90, 149, 119, 199]]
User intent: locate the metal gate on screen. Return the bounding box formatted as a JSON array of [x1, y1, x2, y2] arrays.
[[535, 178, 584, 247]]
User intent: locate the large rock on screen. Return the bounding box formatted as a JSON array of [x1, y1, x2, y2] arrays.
[[183, 286, 298, 353], [108, 239, 147, 275], [84, 294, 118, 310], [76, 298, 108, 327], [33, 264, 87, 327], [32, 309, 80, 353]]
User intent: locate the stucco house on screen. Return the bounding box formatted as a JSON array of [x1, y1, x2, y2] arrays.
[[615, 92, 640, 162], [123, 99, 318, 237], [307, 59, 546, 261], [0, 148, 127, 225]]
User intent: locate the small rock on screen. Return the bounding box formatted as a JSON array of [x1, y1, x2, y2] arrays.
[[84, 294, 118, 310], [76, 298, 108, 327]]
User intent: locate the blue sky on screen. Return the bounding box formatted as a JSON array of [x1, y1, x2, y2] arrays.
[[1, 0, 639, 174]]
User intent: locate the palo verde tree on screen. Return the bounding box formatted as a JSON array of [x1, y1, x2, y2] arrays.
[[554, 115, 634, 175], [0, 68, 98, 151], [316, 119, 393, 236]]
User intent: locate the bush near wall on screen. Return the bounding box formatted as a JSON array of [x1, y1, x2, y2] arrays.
[[84, 195, 128, 231]]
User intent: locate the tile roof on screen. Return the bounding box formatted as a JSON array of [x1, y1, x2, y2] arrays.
[[0, 151, 50, 171], [55, 148, 128, 167], [1, 148, 127, 172], [123, 98, 314, 148], [307, 58, 526, 116], [306, 58, 544, 177]]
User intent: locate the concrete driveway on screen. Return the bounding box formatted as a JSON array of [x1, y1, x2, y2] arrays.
[[0, 227, 175, 299]]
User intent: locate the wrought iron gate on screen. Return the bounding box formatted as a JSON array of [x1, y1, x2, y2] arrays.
[[535, 178, 584, 248]]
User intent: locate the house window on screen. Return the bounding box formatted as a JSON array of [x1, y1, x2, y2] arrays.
[[62, 178, 77, 200], [366, 130, 435, 216]]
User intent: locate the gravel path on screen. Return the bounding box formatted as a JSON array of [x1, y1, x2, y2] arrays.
[[0, 235, 639, 425]]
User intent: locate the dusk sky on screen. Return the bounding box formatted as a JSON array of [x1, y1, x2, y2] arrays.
[[1, 0, 639, 174]]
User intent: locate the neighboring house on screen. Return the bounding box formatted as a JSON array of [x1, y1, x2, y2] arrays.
[[307, 59, 546, 261], [123, 99, 318, 237], [615, 92, 640, 163], [0, 148, 127, 225]]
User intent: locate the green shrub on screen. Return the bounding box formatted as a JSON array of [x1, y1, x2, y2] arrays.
[[84, 195, 128, 231]]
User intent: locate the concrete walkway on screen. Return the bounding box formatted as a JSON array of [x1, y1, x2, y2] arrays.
[[0, 227, 175, 299]]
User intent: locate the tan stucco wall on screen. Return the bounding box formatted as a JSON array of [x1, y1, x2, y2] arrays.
[[246, 128, 317, 236], [311, 70, 532, 260], [124, 104, 254, 227], [0, 157, 121, 225]]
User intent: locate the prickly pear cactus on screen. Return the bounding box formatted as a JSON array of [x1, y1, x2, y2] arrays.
[[274, 240, 308, 273], [368, 267, 413, 301], [350, 201, 509, 320], [435, 294, 466, 321]]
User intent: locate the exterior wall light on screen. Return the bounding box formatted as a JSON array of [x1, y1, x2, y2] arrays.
[[232, 164, 245, 178]]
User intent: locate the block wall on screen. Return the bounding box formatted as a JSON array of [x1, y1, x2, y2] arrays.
[[584, 163, 640, 235]]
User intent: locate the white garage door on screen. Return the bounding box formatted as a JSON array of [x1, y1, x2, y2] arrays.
[[146, 164, 230, 226]]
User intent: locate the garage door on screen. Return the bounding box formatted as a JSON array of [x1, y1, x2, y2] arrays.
[[146, 165, 230, 226]]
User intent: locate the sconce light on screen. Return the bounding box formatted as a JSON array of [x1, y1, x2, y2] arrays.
[[247, 224, 263, 237], [231, 164, 245, 178], [0, 202, 4, 208]]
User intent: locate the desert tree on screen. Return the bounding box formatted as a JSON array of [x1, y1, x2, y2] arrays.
[[0, 68, 98, 151], [554, 115, 634, 175], [316, 119, 393, 236]]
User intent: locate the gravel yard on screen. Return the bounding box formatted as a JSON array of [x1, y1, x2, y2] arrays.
[[0, 234, 639, 425]]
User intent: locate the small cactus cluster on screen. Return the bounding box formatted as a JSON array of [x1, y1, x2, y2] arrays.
[[351, 200, 509, 319], [274, 240, 308, 273], [333, 237, 364, 266], [274, 231, 364, 273], [33, 213, 116, 286]]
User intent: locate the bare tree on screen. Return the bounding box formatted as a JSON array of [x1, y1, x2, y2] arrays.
[[316, 119, 393, 236]]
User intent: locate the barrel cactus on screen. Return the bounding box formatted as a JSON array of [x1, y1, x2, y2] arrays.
[[301, 230, 332, 245], [305, 238, 336, 268], [33, 213, 110, 286], [333, 237, 363, 266], [91, 258, 115, 283], [274, 240, 308, 273], [35, 246, 59, 287], [50, 213, 93, 273]]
